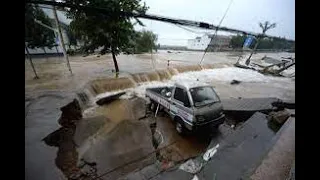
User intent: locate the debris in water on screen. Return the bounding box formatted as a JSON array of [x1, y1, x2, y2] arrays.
[[179, 159, 203, 174], [96, 92, 126, 106], [203, 144, 219, 161], [191, 175, 199, 180], [230, 80, 241, 85]]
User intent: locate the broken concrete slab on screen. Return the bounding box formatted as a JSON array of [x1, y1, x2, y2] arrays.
[[81, 120, 156, 180], [131, 97, 147, 120], [74, 116, 109, 147], [198, 112, 276, 180], [96, 92, 126, 106], [272, 100, 295, 110], [250, 117, 295, 180], [222, 97, 279, 112], [268, 109, 290, 124]]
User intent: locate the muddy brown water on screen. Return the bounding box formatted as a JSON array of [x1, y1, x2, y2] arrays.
[[155, 114, 213, 163]]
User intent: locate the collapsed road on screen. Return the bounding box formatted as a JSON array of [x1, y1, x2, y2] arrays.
[[25, 64, 295, 180], [27, 92, 294, 180]]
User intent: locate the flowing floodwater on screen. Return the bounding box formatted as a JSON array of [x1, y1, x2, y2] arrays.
[[26, 51, 295, 180], [25, 51, 294, 92]]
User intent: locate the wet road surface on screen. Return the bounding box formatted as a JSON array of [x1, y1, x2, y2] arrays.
[[25, 92, 74, 180]]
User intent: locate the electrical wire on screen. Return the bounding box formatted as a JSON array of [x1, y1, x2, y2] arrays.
[[27, 0, 295, 43], [199, 0, 234, 64], [175, 24, 212, 35]]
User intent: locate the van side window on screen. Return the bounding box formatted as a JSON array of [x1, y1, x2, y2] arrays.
[[174, 87, 190, 107]]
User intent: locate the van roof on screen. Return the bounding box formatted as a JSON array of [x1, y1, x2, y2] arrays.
[[175, 81, 210, 90]]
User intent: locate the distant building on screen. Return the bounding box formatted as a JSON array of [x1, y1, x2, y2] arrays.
[[187, 36, 211, 50], [187, 34, 232, 51]]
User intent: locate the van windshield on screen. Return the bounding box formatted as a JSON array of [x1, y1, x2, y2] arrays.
[[190, 87, 220, 107]]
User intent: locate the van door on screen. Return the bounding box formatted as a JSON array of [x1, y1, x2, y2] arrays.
[[170, 87, 194, 124]]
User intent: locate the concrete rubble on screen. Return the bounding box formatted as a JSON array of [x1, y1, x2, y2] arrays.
[[268, 109, 291, 124], [235, 55, 295, 77], [80, 120, 157, 180]]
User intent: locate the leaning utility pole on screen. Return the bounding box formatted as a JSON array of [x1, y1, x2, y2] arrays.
[[25, 45, 39, 79], [52, 4, 73, 75]]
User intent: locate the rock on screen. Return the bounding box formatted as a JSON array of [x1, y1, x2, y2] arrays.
[[96, 92, 126, 106], [230, 80, 241, 85], [268, 110, 290, 124], [58, 99, 82, 128]]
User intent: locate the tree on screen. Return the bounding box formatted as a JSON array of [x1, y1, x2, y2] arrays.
[[245, 21, 276, 65], [133, 30, 158, 53], [25, 4, 56, 79], [230, 35, 246, 49], [64, 0, 148, 75], [26, 5, 55, 54]]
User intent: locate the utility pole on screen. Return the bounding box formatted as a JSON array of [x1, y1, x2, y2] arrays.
[[52, 4, 73, 75], [25, 45, 39, 79], [245, 36, 260, 65]]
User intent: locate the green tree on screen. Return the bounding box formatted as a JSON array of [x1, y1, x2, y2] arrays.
[[25, 4, 55, 54], [230, 35, 246, 49], [64, 0, 148, 75], [25, 4, 56, 79], [245, 21, 276, 65], [134, 30, 158, 53], [62, 24, 78, 49]]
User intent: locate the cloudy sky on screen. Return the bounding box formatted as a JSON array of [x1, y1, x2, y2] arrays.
[[44, 0, 295, 46]]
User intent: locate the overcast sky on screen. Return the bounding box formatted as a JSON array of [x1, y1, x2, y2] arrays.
[[44, 0, 295, 46]]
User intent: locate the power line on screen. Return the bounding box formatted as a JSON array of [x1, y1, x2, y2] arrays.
[[175, 24, 212, 35], [26, 0, 295, 43], [199, 0, 234, 64]]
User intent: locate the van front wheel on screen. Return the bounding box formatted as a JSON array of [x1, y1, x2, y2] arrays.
[[175, 121, 185, 134]]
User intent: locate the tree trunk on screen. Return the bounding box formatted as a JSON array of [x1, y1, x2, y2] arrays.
[[111, 47, 119, 77], [245, 38, 260, 65], [25, 46, 39, 79]]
